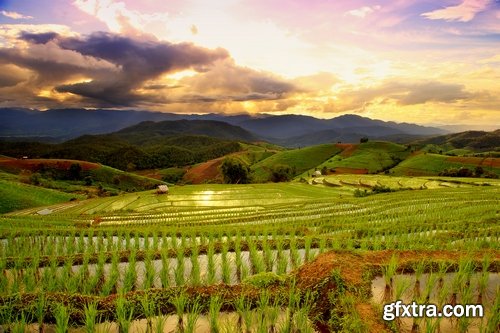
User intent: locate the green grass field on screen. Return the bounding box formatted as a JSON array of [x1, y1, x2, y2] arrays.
[[321, 142, 409, 174], [0, 177, 82, 214], [251, 143, 342, 182]]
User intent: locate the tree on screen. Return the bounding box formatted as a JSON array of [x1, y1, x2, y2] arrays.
[[474, 166, 484, 177], [271, 164, 294, 182], [220, 158, 250, 184], [68, 163, 82, 180], [360, 137, 369, 143]]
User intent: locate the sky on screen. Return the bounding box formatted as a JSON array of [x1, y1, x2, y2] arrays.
[[0, 0, 499, 128]]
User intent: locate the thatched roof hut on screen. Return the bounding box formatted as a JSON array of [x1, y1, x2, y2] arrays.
[[157, 184, 169, 194]]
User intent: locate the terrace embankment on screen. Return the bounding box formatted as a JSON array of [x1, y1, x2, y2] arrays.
[[293, 249, 500, 332]]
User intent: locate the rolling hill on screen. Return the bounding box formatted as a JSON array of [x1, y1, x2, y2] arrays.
[[0, 120, 255, 171], [0, 156, 164, 196], [412, 129, 500, 152], [390, 153, 500, 177], [296, 141, 411, 178], [250, 143, 342, 182]]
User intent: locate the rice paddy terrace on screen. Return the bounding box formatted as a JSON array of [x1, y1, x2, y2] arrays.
[[0, 176, 499, 332]]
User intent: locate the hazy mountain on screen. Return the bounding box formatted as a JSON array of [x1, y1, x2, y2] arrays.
[[0, 107, 446, 146], [114, 119, 259, 143]]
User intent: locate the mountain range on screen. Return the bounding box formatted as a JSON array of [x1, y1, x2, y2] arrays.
[[0, 108, 447, 147]]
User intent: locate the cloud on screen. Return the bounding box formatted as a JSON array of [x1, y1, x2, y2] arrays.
[[0, 65, 29, 87], [19, 32, 60, 44], [330, 80, 473, 112], [1, 11, 33, 20], [0, 30, 229, 107], [178, 59, 297, 102], [292, 72, 340, 92], [73, 0, 169, 38], [478, 54, 500, 64], [346, 5, 381, 19], [421, 0, 491, 22], [45, 31, 229, 105]]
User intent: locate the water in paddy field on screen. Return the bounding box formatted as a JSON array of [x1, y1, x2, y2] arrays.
[[24, 310, 318, 333], [371, 272, 500, 333], [3, 248, 319, 294]]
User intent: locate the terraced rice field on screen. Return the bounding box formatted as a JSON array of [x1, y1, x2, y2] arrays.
[[0, 177, 499, 332]]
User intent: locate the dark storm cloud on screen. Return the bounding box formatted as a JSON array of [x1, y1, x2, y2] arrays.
[[1, 30, 299, 107], [19, 31, 59, 44], [1, 31, 229, 106], [52, 32, 229, 105]]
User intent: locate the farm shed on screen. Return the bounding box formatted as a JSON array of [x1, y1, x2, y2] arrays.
[[157, 184, 169, 194]]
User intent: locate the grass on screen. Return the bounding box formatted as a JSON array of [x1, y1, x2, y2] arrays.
[[391, 153, 500, 176], [0, 177, 81, 214], [251, 143, 342, 182], [299, 141, 410, 177]]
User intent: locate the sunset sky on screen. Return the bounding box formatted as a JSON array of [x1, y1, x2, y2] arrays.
[[0, 0, 499, 128]]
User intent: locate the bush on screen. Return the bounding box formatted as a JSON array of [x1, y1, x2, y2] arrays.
[[161, 168, 186, 184], [353, 189, 369, 197], [29, 172, 42, 186], [371, 185, 394, 194], [242, 272, 285, 288]]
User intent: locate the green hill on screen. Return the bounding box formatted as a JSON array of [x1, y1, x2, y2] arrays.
[[297, 141, 410, 177], [0, 157, 164, 196], [251, 143, 342, 182], [412, 129, 500, 152], [391, 153, 500, 176]]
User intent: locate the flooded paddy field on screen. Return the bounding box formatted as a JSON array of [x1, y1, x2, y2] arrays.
[[1, 182, 499, 332]]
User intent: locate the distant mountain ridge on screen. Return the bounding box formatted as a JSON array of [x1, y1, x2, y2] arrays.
[[0, 107, 447, 146]]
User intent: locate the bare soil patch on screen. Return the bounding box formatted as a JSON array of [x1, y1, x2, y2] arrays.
[[183, 157, 224, 184], [336, 143, 358, 157], [446, 156, 500, 168], [331, 167, 369, 174]]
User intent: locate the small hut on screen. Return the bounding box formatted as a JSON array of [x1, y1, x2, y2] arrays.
[[157, 184, 169, 194], [313, 170, 322, 177]]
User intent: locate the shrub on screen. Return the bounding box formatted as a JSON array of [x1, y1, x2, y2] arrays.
[[353, 189, 369, 197], [371, 185, 394, 194], [243, 272, 285, 288]]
